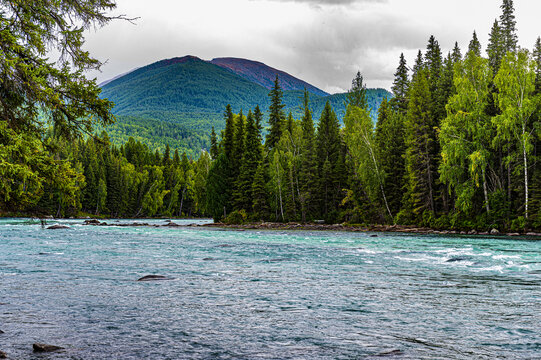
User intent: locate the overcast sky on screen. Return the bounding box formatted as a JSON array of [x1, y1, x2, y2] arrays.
[[84, 0, 540, 93]]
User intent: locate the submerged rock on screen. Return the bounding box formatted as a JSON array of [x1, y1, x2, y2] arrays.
[[446, 256, 470, 263], [376, 349, 403, 356], [0, 329, 4, 333], [33, 343, 64, 352], [46, 224, 70, 230], [137, 275, 174, 281], [0, 350, 6, 358]]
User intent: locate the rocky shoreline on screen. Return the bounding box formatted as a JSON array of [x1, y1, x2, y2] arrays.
[[70, 219, 541, 237]]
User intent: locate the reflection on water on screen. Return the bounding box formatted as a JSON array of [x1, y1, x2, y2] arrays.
[[0, 219, 540, 359]]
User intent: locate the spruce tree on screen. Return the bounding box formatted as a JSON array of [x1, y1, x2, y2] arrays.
[[487, 19, 504, 74], [469, 31, 482, 56], [315, 102, 343, 220], [500, 0, 518, 53], [235, 110, 262, 211], [412, 50, 424, 76], [452, 42, 462, 63], [346, 71, 368, 110], [375, 98, 405, 216], [266, 76, 285, 150], [390, 53, 409, 114], [223, 104, 235, 160], [298, 89, 318, 221], [403, 68, 437, 220], [252, 163, 270, 220], [232, 109, 245, 179]]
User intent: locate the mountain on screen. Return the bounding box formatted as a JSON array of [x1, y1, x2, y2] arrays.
[[210, 57, 329, 97], [99, 56, 392, 156]]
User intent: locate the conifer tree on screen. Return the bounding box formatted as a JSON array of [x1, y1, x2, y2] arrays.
[[298, 90, 318, 221], [487, 19, 504, 74], [315, 102, 343, 220], [346, 71, 368, 109], [235, 110, 262, 211], [412, 50, 424, 76], [390, 53, 409, 114], [500, 0, 518, 53], [254, 105, 264, 136], [375, 98, 405, 216], [223, 104, 235, 160], [452, 42, 462, 63], [403, 68, 437, 220], [266, 76, 285, 150], [252, 163, 270, 220], [233, 109, 245, 176], [469, 31, 482, 56]]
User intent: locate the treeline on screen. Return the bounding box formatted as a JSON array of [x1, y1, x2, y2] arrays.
[[1, 129, 210, 218], [205, 0, 541, 231]]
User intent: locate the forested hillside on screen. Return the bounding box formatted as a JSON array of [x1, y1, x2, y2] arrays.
[[99, 56, 390, 155]]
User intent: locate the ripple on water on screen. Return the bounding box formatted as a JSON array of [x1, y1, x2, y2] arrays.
[[0, 221, 539, 359]]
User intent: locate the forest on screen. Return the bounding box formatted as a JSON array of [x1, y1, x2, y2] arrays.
[[2, 0, 541, 232]]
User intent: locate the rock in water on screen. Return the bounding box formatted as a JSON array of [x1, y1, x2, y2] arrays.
[[46, 224, 70, 230], [376, 349, 403, 356], [84, 219, 101, 225], [137, 275, 174, 281], [0, 350, 6, 358], [0, 329, 4, 334], [490, 228, 499, 235], [33, 343, 64, 352]]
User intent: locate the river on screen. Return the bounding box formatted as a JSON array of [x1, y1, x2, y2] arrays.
[[0, 218, 539, 359]]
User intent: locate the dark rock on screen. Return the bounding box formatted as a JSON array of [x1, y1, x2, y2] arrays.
[[46, 224, 70, 230], [203, 257, 215, 261], [0, 329, 4, 333], [376, 349, 403, 356], [446, 256, 470, 263], [33, 343, 64, 352], [137, 275, 174, 281], [490, 228, 499, 235], [0, 350, 6, 358], [163, 222, 181, 227], [84, 219, 101, 225], [370, 234, 378, 237]]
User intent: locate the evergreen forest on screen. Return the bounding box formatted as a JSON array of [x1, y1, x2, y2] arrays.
[[2, 0, 541, 232]]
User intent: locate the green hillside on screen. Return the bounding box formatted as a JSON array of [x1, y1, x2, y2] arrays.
[[99, 56, 392, 156]]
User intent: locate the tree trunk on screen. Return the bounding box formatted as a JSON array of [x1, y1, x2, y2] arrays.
[[482, 167, 490, 214]]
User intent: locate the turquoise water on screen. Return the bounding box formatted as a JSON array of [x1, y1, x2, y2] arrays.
[[0, 219, 540, 359]]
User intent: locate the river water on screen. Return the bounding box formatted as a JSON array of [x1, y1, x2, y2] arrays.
[[0, 218, 540, 359]]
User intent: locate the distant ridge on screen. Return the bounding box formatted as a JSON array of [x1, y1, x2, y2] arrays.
[[210, 57, 329, 97]]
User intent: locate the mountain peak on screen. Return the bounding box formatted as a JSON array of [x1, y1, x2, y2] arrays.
[[210, 57, 329, 97]]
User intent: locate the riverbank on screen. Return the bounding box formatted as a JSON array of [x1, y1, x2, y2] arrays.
[[65, 218, 541, 238]]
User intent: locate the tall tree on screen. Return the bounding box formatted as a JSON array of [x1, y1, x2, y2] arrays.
[[469, 31, 482, 56], [534, 37, 541, 93], [346, 71, 368, 110], [499, 0, 518, 53], [298, 90, 318, 221], [390, 53, 409, 114], [210, 126, 219, 160], [452, 42, 462, 63], [265, 76, 285, 150], [487, 19, 505, 75]]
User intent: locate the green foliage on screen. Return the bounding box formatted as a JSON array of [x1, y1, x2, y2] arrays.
[[224, 209, 248, 225]]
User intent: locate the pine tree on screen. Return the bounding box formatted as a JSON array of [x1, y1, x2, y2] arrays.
[[487, 19, 504, 75], [412, 50, 424, 76], [500, 0, 518, 53], [298, 89, 318, 221], [375, 98, 405, 217], [390, 53, 409, 114], [265, 76, 285, 150], [452, 42, 462, 63], [235, 110, 262, 211], [315, 102, 343, 220], [232, 109, 245, 179], [469, 31, 482, 56], [403, 68, 437, 220], [223, 104, 235, 159], [346, 71, 368, 110]]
